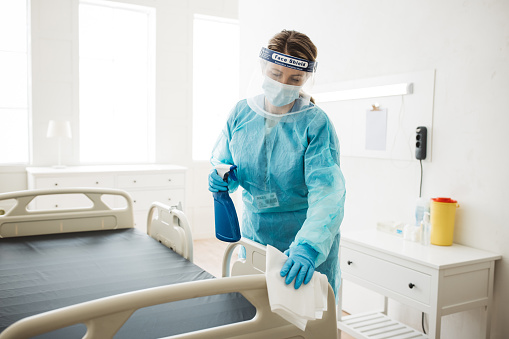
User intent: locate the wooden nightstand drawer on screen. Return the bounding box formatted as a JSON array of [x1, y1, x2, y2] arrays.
[[117, 173, 185, 189], [128, 189, 185, 211], [35, 176, 115, 189], [341, 247, 431, 305], [29, 193, 92, 210]]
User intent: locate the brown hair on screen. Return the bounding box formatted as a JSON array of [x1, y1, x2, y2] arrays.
[[267, 30, 317, 103]]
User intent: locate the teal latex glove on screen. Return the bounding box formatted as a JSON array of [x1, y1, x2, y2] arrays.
[[280, 244, 318, 289], [208, 169, 229, 192]]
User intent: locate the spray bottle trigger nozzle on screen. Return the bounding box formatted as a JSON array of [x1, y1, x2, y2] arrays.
[[229, 165, 237, 181], [214, 164, 237, 183]]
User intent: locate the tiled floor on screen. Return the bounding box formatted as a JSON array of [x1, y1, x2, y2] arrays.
[[193, 238, 356, 339]]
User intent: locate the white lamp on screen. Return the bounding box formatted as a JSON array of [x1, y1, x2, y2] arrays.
[[46, 120, 72, 168]]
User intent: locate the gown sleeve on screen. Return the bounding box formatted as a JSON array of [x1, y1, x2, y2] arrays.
[[291, 112, 346, 266]]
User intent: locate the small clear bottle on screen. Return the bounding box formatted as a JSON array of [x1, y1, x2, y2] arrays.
[[421, 212, 431, 246], [415, 197, 430, 226]]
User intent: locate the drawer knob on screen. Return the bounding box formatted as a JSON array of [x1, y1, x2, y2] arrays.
[[168, 198, 171, 201], [96, 181, 99, 185], [347, 260, 353, 265], [133, 200, 137, 203], [54, 183, 58, 186], [408, 283, 415, 289], [168, 178, 172, 182], [133, 180, 137, 183]]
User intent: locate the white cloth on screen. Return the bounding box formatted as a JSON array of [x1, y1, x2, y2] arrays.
[[265, 245, 328, 331]]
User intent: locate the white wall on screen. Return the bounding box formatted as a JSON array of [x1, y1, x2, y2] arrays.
[[239, 0, 509, 338], [0, 0, 238, 239]]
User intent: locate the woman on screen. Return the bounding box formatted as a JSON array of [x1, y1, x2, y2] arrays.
[[209, 30, 346, 298]]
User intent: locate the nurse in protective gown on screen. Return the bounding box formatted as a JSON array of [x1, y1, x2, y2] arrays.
[[210, 30, 346, 297]]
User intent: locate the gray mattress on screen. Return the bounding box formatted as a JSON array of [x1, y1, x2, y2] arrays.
[[0, 228, 255, 338]]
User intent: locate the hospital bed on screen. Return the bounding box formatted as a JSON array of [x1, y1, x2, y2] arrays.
[[0, 188, 338, 339]]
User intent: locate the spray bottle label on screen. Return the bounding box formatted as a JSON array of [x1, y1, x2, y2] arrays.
[[255, 193, 279, 209]]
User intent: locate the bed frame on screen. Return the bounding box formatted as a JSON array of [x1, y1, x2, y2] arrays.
[[0, 188, 134, 238], [0, 188, 338, 339]]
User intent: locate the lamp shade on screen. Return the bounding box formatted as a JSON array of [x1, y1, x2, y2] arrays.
[[47, 120, 72, 139]]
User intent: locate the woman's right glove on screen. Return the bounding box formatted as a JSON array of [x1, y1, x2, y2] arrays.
[[208, 169, 229, 192]]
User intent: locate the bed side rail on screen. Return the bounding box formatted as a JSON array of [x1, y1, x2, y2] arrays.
[[0, 188, 134, 238], [222, 238, 267, 277], [146, 202, 193, 262], [0, 275, 338, 339]]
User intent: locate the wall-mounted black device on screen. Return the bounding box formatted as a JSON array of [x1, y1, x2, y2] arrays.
[[415, 126, 427, 160]]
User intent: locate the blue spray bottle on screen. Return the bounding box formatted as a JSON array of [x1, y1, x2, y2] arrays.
[[213, 164, 241, 242]]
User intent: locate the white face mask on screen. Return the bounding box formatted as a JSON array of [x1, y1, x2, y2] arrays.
[[262, 76, 302, 107]]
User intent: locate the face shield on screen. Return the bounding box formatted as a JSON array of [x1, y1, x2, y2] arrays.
[[246, 47, 317, 120]]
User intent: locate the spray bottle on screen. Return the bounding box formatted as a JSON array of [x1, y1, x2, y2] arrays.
[[213, 164, 241, 242]]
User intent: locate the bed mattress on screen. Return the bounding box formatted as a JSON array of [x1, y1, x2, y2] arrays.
[[0, 228, 256, 338]]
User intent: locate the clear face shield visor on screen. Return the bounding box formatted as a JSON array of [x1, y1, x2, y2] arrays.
[[246, 47, 317, 119]]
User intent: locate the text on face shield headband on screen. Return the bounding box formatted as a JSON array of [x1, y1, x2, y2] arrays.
[[259, 47, 317, 73]]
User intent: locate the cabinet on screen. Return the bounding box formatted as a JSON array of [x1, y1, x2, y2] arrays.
[[26, 165, 187, 232], [338, 230, 501, 339]]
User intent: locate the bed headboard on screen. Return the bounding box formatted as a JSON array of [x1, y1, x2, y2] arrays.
[[147, 202, 193, 262], [0, 188, 134, 238]]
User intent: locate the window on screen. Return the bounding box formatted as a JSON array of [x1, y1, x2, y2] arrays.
[[192, 15, 240, 161], [0, 0, 29, 164], [79, 0, 155, 164]]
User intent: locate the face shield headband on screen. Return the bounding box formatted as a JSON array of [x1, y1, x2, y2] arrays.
[[259, 47, 317, 73]]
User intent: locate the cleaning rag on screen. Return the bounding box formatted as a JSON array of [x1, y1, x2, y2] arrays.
[[265, 245, 328, 331]]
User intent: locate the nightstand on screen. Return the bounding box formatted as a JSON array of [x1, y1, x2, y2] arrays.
[[338, 229, 501, 339]]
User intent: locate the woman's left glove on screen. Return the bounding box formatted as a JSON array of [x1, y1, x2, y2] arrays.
[[280, 243, 318, 289]]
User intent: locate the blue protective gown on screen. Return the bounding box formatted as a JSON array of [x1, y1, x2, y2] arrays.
[[211, 98, 346, 297]]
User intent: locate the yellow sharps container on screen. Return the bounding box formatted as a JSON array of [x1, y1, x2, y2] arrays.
[[430, 197, 459, 246]]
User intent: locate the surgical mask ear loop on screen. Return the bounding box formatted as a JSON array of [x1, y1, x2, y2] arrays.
[[299, 70, 314, 104]]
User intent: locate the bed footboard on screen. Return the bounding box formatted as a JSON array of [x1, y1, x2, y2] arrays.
[[0, 188, 134, 238], [0, 275, 338, 339]]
